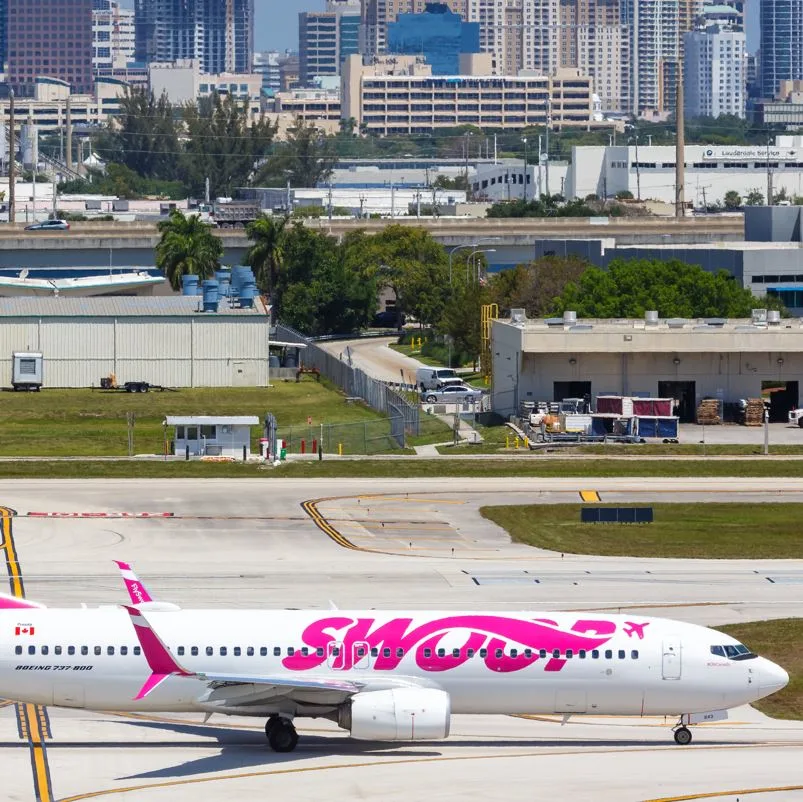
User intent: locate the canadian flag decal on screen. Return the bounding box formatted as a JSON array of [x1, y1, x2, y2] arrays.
[[15, 625, 35, 636]]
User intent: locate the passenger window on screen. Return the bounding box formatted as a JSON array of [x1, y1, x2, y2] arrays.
[[618, 650, 625, 659], [15, 645, 21, 655], [220, 647, 227, 656], [55, 646, 62, 656], [631, 650, 639, 659], [552, 649, 560, 658], [206, 647, 213, 656], [273, 647, 280, 657], [301, 647, 309, 657], [121, 646, 128, 656], [234, 647, 242, 657], [566, 649, 573, 659], [479, 648, 488, 658], [539, 649, 547, 658], [578, 650, 586, 659], [81, 646, 88, 656], [437, 648, 445, 657], [383, 647, 391, 657], [452, 648, 460, 658], [331, 647, 340, 657], [42, 646, 49, 655], [468, 648, 476, 658], [370, 647, 378, 657], [605, 650, 613, 659], [510, 648, 518, 658], [28, 645, 35, 655], [68, 646, 75, 656], [356, 647, 365, 658], [134, 647, 141, 656], [94, 646, 102, 656], [247, 647, 254, 657], [107, 647, 115, 656], [191, 647, 199, 656], [178, 647, 185, 656], [316, 647, 324, 657], [260, 647, 268, 657], [523, 649, 531, 658], [288, 647, 295, 656], [592, 650, 599, 659], [495, 648, 503, 658]]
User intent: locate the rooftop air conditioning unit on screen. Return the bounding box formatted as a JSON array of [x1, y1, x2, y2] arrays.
[[768, 310, 781, 325], [667, 318, 686, 329], [752, 308, 768, 325], [510, 308, 526, 324]]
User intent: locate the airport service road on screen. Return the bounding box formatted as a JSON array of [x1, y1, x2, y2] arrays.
[[1, 477, 803, 802], [317, 337, 422, 384]]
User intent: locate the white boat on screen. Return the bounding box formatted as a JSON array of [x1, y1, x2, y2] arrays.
[[0, 272, 165, 297]]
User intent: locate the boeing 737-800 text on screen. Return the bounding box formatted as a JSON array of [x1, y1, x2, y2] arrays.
[[0, 562, 789, 752]]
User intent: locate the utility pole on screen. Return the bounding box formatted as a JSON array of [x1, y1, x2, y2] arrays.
[[8, 90, 15, 225], [545, 96, 552, 198], [522, 137, 528, 202], [767, 134, 773, 206], [65, 95, 73, 172], [675, 58, 686, 218]]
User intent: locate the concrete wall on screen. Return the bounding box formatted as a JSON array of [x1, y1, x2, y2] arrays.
[[0, 316, 269, 388]]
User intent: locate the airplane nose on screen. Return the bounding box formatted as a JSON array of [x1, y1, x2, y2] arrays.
[[759, 659, 789, 693]]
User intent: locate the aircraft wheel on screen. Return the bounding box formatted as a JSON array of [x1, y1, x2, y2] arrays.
[[265, 715, 279, 740], [268, 718, 299, 752], [673, 726, 692, 746]]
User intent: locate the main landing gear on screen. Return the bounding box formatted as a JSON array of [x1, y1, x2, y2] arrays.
[[672, 715, 693, 745], [265, 716, 299, 752]]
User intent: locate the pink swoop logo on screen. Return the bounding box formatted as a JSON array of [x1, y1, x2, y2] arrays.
[[283, 615, 621, 674]]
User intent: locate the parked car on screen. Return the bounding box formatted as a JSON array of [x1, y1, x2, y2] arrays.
[[371, 309, 405, 328], [421, 384, 484, 403], [24, 219, 70, 231], [415, 367, 464, 391]]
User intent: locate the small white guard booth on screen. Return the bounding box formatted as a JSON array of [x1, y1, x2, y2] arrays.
[[165, 416, 260, 458]]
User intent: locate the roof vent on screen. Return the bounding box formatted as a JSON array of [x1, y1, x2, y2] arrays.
[[704, 318, 726, 327], [545, 317, 564, 327], [645, 310, 659, 326], [734, 325, 759, 331], [563, 310, 578, 325], [667, 318, 686, 329], [768, 310, 781, 325], [510, 308, 526, 324]]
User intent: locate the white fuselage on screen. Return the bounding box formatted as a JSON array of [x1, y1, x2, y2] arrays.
[[0, 608, 786, 719]]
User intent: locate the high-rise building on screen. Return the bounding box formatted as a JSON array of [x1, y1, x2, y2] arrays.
[[7, 0, 95, 95], [93, 0, 135, 74], [387, 3, 480, 75], [254, 51, 282, 93], [134, 0, 254, 74], [362, 0, 466, 58], [299, 0, 360, 85], [684, 17, 746, 118], [0, 0, 7, 73], [760, 0, 803, 99]]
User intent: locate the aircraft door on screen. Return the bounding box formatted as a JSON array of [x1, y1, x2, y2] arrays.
[[353, 641, 370, 670], [662, 638, 682, 680], [327, 642, 346, 670]]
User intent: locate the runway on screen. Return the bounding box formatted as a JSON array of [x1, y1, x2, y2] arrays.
[[1, 477, 802, 801]]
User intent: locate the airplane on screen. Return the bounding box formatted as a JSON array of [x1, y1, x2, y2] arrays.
[[0, 563, 789, 753]]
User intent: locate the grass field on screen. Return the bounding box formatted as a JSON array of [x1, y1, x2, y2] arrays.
[[719, 619, 802, 720], [0, 384, 387, 457], [479, 503, 803, 558]]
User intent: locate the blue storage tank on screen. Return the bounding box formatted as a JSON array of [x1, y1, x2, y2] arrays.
[[218, 278, 231, 297], [202, 279, 220, 312], [181, 274, 199, 296], [231, 265, 252, 291], [239, 282, 256, 308]]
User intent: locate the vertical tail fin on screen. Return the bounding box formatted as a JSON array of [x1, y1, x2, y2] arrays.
[[113, 560, 153, 605]]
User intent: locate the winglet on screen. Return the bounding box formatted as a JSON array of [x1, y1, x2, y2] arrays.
[[0, 592, 45, 610], [122, 605, 193, 700], [114, 560, 153, 605]]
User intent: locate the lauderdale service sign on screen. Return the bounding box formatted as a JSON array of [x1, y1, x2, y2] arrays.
[[702, 146, 799, 161]]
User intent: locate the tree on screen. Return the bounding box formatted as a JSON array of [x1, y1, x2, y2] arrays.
[[245, 215, 288, 294], [181, 93, 276, 198], [723, 190, 742, 210], [433, 174, 468, 190], [155, 209, 223, 290], [255, 118, 338, 187], [746, 189, 765, 206], [554, 258, 766, 319], [487, 195, 595, 218], [615, 190, 634, 200]]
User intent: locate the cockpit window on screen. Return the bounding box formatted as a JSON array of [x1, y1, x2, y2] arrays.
[[711, 643, 757, 661]]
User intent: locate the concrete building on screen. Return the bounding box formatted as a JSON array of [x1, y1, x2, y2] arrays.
[[684, 20, 747, 119], [566, 136, 803, 208], [341, 54, 597, 134], [149, 60, 263, 110], [760, 0, 803, 100], [299, 0, 361, 85], [7, 0, 94, 96], [387, 3, 480, 76], [253, 51, 282, 93], [0, 296, 271, 389], [492, 310, 803, 422], [754, 79, 803, 128], [271, 87, 341, 126], [92, 0, 135, 74], [165, 415, 260, 458]]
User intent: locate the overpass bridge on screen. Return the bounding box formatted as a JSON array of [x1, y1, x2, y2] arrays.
[[0, 217, 744, 271]]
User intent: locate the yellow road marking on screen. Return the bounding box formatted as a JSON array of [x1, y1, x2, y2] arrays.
[[0, 507, 23, 598], [646, 785, 803, 801], [579, 490, 601, 502], [56, 743, 803, 802]]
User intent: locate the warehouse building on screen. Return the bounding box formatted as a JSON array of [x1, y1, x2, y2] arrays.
[[0, 296, 270, 389], [492, 309, 803, 423]]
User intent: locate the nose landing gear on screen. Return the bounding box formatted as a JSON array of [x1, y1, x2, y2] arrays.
[[265, 715, 299, 752], [672, 715, 693, 745]]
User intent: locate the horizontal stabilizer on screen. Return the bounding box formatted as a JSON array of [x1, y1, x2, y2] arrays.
[[0, 592, 45, 610]]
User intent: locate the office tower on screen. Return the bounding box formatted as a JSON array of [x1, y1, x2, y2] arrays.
[[0, 0, 6, 73], [387, 3, 480, 75], [93, 0, 136, 74], [134, 0, 254, 74], [254, 51, 282, 93], [760, 0, 803, 99], [362, 0, 466, 58], [299, 0, 360, 85], [7, 0, 94, 95], [684, 14, 746, 118]]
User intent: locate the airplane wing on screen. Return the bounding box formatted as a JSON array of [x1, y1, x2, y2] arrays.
[[114, 560, 180, 611], [122, 605, 365, 703]]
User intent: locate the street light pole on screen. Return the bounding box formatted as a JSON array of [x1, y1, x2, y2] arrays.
[[449, 239, 500, 285], [522, 137, 528, 202], [466, 248, 497, 283]]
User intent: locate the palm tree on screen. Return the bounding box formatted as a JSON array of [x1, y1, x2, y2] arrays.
[[155, 209, 223, 290], [245, 215, 287, 295]]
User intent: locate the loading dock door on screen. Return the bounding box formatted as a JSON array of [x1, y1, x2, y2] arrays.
[[554, 381, 591, 402], [762, 381, 799, 423], [658, 381, 696, 423]]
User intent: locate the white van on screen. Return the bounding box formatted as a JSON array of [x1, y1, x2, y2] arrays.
[[416, 367, 464, 391]]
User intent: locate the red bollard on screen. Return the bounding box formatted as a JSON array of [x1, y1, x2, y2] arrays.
[[301, 439, 306, 455], [312, 438, 318, 453]]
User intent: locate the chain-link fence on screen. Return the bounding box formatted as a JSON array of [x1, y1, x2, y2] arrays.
[[278, 417, 404, 455]]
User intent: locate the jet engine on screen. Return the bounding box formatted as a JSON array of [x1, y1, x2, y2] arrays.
[[339, 688, 451, 741]]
